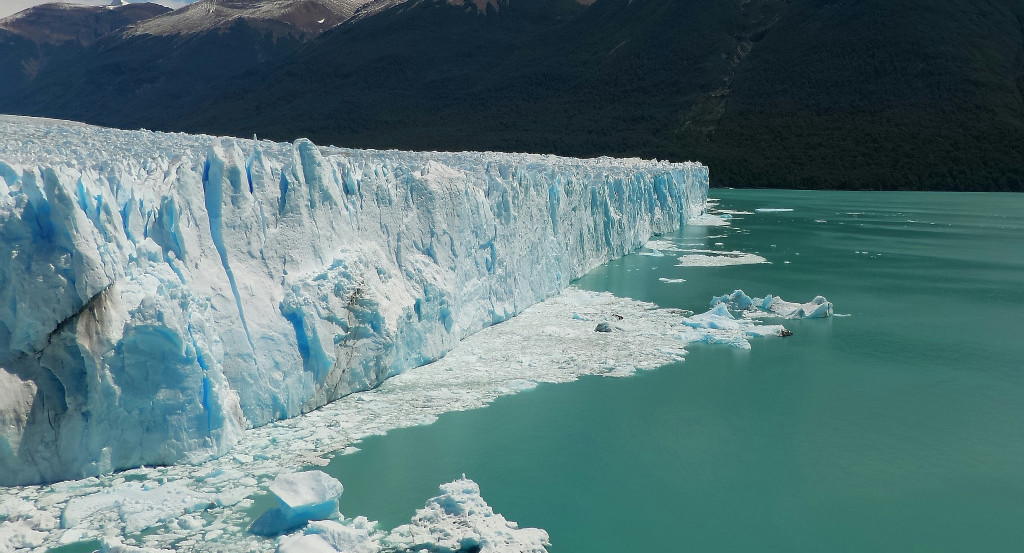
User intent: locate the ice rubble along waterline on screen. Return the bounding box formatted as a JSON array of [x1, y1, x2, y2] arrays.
[[0, 115, 708, 485]]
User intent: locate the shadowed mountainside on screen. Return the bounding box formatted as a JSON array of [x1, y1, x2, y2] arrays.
[[2, 0, 1022, 190]]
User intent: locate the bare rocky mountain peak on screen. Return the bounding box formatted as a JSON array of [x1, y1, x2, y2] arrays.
[[0, 1, 170, 45], [127, 0, 376, 38]]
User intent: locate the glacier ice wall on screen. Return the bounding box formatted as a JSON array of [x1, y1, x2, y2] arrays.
[[0, 115, 707, 485]]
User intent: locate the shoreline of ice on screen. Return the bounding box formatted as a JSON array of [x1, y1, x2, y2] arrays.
[[0, 285, 830, 552], [0, 115, 707, 485]]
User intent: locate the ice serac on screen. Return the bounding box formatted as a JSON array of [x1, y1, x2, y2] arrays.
[[0, 115, 708, 485]]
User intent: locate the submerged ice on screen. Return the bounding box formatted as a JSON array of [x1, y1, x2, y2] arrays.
[[0, 115, 707, 485]]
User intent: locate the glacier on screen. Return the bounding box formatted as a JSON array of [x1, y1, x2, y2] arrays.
[[0, 286, 829, 552], [0, 115, 708, 485]]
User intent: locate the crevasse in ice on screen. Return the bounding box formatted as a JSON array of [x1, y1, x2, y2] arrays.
[[0, 116, 708, 485]]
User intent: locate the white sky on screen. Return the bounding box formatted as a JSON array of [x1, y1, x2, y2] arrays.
[[0, 0, 196, 20]]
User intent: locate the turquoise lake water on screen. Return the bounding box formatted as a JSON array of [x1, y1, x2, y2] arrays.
[[324, 190, 1024, 552]]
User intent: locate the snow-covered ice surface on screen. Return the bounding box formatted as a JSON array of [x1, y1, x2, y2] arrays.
[[0, 285, 825, 552], [0, 115, 706, 485]]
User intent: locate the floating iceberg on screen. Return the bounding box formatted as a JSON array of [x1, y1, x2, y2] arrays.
[[249, 471, 343, 536], [680, 303, 788, 349], [277, 477, 548, 553], [384, 477, 550, 553], [711, 290, 833, 319], [0, 115, 707, 484]]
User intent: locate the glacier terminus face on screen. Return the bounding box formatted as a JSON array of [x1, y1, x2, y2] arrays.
[[0, 115, 708, 485]]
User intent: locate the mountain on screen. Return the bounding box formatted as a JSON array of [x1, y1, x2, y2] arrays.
[[127, 0, 372, 38], [1, 0, 1021, 191], [0, 1, 169, 45], [0, 0, 392, 131], [0, 2, 170, 105]]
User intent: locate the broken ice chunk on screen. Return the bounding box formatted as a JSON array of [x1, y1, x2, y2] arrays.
[[763, 295, 833, 318], [249, 471, 343, 536], [385, 477, 550, 553], [682, 303, 742, 330], [710, 289, 754, 310], [277, 534, 338, 553], [710, 290, 833, 319], [279, 518, 382, 553]]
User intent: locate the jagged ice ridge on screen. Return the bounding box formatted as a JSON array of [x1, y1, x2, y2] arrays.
[[0, 115, 707, 485]]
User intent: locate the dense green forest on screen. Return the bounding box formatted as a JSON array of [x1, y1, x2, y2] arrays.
[[3, 0, 1022, 190]]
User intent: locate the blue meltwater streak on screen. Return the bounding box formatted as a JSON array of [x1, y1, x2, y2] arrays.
[[323, 190, 1024, 553]]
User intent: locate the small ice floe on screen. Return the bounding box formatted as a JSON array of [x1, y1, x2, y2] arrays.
[[675, 249, 768, 267], [686, 213, 731, 226], [250, 471, 344, 536], [754, 208, 794, 213], [710, 289, 833, 319], [680, 304, 788, 349], [658, 277, 685, 283], [641, 239, 683, 255]]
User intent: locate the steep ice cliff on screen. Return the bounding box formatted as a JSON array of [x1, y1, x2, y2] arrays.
[[0, 115, 707, 485]]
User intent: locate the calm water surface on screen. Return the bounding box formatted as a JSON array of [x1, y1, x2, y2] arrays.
[[325, 190, 1024, 552]]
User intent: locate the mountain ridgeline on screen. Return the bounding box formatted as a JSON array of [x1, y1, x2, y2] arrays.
[[1, 0, 1022, 191]]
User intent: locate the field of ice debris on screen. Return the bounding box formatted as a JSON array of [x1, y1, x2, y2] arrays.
[[0, 116, 834, 552]]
